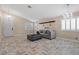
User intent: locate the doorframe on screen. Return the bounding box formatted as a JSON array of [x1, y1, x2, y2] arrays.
[[2, 14, 14, 37]]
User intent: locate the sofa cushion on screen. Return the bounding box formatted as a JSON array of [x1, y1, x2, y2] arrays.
[[45, 30, 51, 35], [27, 34, 42, 41], [39, 30, 43, 33]]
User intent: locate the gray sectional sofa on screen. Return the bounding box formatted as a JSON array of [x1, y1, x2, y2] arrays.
[[27, 34, 42, 41], [39, 30, 56, 40], [27, 30, 56, 41]]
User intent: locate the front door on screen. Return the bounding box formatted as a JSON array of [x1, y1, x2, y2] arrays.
[[3, 15, 14, 37]]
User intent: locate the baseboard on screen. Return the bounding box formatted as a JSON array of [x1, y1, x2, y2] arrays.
[[57, 37, 79, 43]]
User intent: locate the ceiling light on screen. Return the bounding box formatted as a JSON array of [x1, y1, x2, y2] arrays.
[[27, 5, 32, 8], [63, 4, 72, 19], [6, 15, 12, 18]]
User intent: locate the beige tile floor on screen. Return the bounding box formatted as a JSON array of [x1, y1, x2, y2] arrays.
[[0, 36, 79, 55]]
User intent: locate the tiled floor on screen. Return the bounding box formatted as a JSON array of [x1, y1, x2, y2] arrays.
[[0, 36, 79, 55]]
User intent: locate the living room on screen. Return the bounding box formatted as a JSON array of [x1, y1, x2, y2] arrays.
[[0, 4, 79, 55]]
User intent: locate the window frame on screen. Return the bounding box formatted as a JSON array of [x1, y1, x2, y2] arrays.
[[61, 17, 78, 32]]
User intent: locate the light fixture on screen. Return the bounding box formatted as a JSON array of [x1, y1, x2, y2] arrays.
[[5, 14, 12, 18], [27, 5, 32, 8], [63, 4, 72, 19]]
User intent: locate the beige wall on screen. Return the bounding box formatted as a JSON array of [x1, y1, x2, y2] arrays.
[[0, 15, 1, 36], [0, 10, 2, 37], [0, 10, 33, 37], [13, 16, 31, 36], [37, 12, 79, 40]]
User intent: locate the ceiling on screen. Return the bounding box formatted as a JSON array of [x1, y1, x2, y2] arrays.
[[1, 4, 79, 22]]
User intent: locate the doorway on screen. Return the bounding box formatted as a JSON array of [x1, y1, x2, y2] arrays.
[[3, 15, 14, 37]]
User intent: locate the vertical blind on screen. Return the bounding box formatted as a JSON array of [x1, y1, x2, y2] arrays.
[[71, 18, 76, 30], [65, 20, 70, 30], [61, 20, 66, 30], [77, 18, 79, 30], [61, 18, 79, 31]]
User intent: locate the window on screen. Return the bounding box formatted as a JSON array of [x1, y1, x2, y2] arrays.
[[71, 18, 76, 30], [77, 18, 79, 30], [61, 18, 77, 31], [65, 20, 70, 30], [61, 20, 65, 30]]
